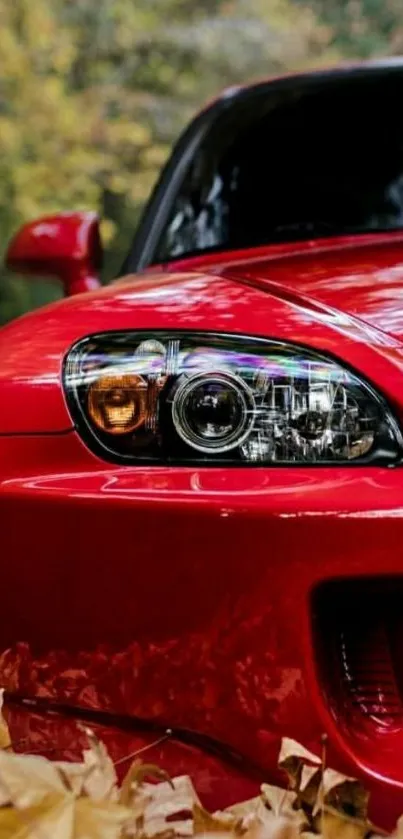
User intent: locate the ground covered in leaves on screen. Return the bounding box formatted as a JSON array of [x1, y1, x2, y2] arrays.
[[0, 690, 396, 839]]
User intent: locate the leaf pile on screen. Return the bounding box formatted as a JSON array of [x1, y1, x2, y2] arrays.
[[0, 695, 398, 839]]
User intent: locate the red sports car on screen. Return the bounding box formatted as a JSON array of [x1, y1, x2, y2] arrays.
[[2, 58, 403, 826]]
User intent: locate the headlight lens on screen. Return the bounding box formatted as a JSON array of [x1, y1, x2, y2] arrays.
[[64, 332, 402, 465]]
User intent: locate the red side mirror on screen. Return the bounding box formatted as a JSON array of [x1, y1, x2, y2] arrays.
[[5, 211, 102, 296]]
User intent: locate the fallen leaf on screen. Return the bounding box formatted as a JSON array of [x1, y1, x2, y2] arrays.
[[54, 761, 88, 797], [314, 769, 369, 820], [0, 750, 66, 808], [261, 785, 308, 833], [243, 814, 301, 839], [261, 786, 298, 818], [0, 796, 74, 839], [299, 765, 321, 808], [127, 762, 172, 789], [223, 797, 262, 821], [129, 776, 200, 838], [0, 794, 130, 839], [315, 809, 367, 839], [278, 739, 321, 791], [0, 691, 11, 751], [194, 803, 240, 835], [220, 797, 292, 834], [193, 832, 235, 839], [74, 797, 131, 839], [120, 761, 149, 809], [80, 727, 118, 802]]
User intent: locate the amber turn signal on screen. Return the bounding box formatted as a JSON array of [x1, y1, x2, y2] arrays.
[[87, 373, 147, 435]]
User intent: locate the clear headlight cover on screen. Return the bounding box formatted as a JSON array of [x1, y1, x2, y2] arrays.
[[64, 332, 402, 465]]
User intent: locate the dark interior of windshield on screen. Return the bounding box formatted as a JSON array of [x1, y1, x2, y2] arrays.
[[156, 72, 403, 260]]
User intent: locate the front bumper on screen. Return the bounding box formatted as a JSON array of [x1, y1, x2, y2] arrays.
[[2, 432, 403, 825]]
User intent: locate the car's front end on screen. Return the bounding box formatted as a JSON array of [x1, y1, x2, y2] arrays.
[[3, 241, 403, 824], [4, 59, 403, 827]]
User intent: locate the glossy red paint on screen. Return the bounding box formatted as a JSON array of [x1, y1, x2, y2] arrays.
[[5, 211, 102, 296], [3, 236, 403, 432], [3, 433, 403, 824], [5, 232, 403, 825]]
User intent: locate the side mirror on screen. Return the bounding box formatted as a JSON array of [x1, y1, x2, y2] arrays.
[[5, 211, 103, 296]]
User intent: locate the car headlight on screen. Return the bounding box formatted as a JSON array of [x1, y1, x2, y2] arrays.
[[64, 332, 402, 465]]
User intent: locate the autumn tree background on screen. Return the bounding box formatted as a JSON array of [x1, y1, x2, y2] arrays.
[[0, 0, 399, 323]]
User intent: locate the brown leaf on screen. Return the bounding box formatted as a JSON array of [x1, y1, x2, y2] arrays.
[[0, 691, 11, 751], [314, 769, 369, 820], [128, 762, 172, 788], [120, 760, 148, 809], [299, 765, 321, 808], [278, 739, 321, 791]]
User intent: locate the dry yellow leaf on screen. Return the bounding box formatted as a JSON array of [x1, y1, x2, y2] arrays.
[[243, 814, 301, 839], [0, 796, 74, 839], [54, 761, 88, 797], [74, 797, 131, 839], [315, 809, 367, 839], [222, 796, 263, 825], [0, 732, 394, 839], [120, 761, 150, 810], [394, 815, 403, 838], [0, 691, 11, 752], [0, 750, 66, 808], [261, 787, 307, 833], [140, 777, 199, 837], [194, 803, 241, 835], [0, 794, 131, 839], [80, 726, 118, 802], [193, 832, 235, 839], [223, 798, 261, 816], [260, 785, 299, 818], [128, 763, 173, 789]]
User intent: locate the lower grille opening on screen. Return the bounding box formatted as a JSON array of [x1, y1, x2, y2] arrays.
[[312, 578, 403, 727]]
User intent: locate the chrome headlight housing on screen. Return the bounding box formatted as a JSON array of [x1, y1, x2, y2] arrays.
[[64, 332, 402, 465]]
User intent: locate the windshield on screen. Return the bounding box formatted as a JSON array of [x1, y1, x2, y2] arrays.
[[155, 71, 403, 261]]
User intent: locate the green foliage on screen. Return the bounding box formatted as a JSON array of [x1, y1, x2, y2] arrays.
[[5, 0, 403, 323], [0, 0, 336, 323], [305, 0, 403, 57]]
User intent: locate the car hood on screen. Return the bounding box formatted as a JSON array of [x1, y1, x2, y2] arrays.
[[211, 233, 403, 343], [2, 234, 403, 433]]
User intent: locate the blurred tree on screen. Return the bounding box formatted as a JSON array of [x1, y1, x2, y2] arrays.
[[305, 0, 403, 57], [0, 0, 333, 322]]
